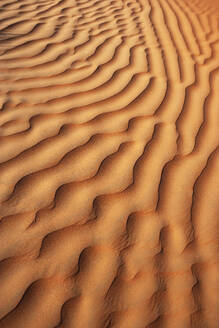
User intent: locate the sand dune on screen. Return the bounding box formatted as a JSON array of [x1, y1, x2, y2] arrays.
[[0, 0, 219, 327]]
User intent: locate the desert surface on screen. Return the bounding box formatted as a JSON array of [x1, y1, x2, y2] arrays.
[[0, 0, 219, 327]]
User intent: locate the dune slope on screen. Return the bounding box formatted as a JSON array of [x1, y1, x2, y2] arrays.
[[0, 0, 219, 327]]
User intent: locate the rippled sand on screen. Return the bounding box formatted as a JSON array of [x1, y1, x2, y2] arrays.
[[0, 0, 219, 327]]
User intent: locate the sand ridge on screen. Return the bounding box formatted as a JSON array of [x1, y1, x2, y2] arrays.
[[0, 0, 219, 327]]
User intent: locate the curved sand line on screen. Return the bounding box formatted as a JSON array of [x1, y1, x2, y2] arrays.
[[0, 0, 219, 327]]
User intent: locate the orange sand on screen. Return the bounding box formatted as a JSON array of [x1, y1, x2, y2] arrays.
[[0, 0, 219, 327]]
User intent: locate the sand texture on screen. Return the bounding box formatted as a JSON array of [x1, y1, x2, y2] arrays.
[[0, 0, 219, 327]]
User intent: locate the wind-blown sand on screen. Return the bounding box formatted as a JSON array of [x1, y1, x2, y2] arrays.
[[0, 0, 219, 327]]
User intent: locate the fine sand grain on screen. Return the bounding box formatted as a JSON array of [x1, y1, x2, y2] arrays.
[[0, 0, 219, 327]]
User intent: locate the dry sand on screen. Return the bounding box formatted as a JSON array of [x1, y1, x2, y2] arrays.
[[0, 0, 219, 327]]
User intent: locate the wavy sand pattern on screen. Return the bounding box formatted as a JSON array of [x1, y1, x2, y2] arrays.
[[0, 0, 219, 327]]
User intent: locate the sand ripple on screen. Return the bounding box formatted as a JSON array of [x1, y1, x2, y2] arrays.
[[0, 0, 219, 327]]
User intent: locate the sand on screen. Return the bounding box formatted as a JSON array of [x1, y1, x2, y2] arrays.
[[0, 0, 219, 327]]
